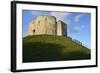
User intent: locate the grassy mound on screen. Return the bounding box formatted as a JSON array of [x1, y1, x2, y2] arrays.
[[23, 35, 91, 62]]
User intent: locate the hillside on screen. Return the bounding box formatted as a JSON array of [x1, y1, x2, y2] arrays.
[[23, 35, 90, 62]]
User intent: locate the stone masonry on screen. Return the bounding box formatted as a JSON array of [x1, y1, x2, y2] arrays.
[[28, 16, 67, 36]]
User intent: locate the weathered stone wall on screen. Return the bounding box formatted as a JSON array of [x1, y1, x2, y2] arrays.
[[62, 21, 67, 36], [28, 16, 67, 36], [57, 20, 67, 36], [57, 21, 62, 36], [28, 16, 57, 35], [29, 20, 36, 35]]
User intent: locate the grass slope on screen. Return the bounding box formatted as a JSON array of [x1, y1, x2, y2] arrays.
[[23, 35, 91, 62]]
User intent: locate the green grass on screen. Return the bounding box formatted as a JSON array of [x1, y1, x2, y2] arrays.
[[23, 35, 91, 62]]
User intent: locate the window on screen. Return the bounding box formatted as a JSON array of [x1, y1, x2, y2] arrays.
[[33, 29, 35, 33]]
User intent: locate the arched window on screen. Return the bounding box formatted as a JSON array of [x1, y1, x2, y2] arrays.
[[33, 29, 35, 34]]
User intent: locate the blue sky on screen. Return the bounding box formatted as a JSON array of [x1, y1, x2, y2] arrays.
[[22, 10, 91, 48]]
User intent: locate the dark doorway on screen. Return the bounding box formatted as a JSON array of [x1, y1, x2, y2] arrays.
[[33, 29, 35, 34]]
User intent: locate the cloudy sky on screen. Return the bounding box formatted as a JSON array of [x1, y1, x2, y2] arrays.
[[22, 10, 91, 48]]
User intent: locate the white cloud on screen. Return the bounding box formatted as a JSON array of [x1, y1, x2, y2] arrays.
[[74, 14, 85, 22], [81, 25, 85, 28], [31, 11, 71, 24], [73, 26, 81, 33], [31, 11, 50, 17], [31, 11, 41, 16], [72, 25, 85, 33], [50, 12, 71, 22]]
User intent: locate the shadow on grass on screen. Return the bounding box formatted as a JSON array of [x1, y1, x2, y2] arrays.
[[62, 51, 91, 60], [23, 42, 65, 62], [23, 42, 90, 63]]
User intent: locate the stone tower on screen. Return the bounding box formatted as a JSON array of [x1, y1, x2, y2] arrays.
[[28, 16, 67, 36], [57, 20, 67, 36]]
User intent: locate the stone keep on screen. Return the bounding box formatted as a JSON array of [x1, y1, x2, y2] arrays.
[[28, 16, 67, 36]]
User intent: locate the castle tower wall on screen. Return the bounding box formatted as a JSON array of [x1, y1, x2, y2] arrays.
[[29, 16, 57, 35], [61, 21, 67, 36], [57, 20, 67, 36], [29, 20, 36, 35], [57, 21, 62, 36]]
